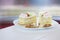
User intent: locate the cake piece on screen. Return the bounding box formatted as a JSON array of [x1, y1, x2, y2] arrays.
[[18, 12, 36, 28], [39, 11, 52, 28]]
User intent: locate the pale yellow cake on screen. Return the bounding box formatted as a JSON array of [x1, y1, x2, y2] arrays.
[[18, 11, 52, 28], [39, 12, 52, 28], [18, 12, 36, 25]]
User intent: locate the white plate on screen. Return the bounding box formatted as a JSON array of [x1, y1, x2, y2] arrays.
[[13, 19, 58, 30]]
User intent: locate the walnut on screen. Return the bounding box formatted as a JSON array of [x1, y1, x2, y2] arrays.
[[43, 24, 51, 27], [26, 13, 30, 17], [25, 24, 33, 28]]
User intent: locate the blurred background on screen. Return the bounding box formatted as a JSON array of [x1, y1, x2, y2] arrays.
[[0, 0, 60, 29], [0, 0, 60, 6]]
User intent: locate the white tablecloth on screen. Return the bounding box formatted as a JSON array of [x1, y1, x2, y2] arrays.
[[0, 24, 60, 40]]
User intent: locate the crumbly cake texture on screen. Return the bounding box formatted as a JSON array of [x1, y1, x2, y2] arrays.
[[18, 12, 52, 28], [18, 12, 36, 26], [39, 12, 52, 28]]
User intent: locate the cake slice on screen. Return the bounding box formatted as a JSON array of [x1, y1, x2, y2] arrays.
[[39, 12, 52, 28], [18, 12, 36, 28]]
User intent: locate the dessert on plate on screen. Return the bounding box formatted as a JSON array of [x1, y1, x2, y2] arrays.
[[18, 11, 52, 28], [18, 12, 36, 28], [39, 12, 52, 28]]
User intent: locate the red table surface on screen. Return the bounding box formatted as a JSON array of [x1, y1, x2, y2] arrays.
[[0, 20, 60, 29]]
